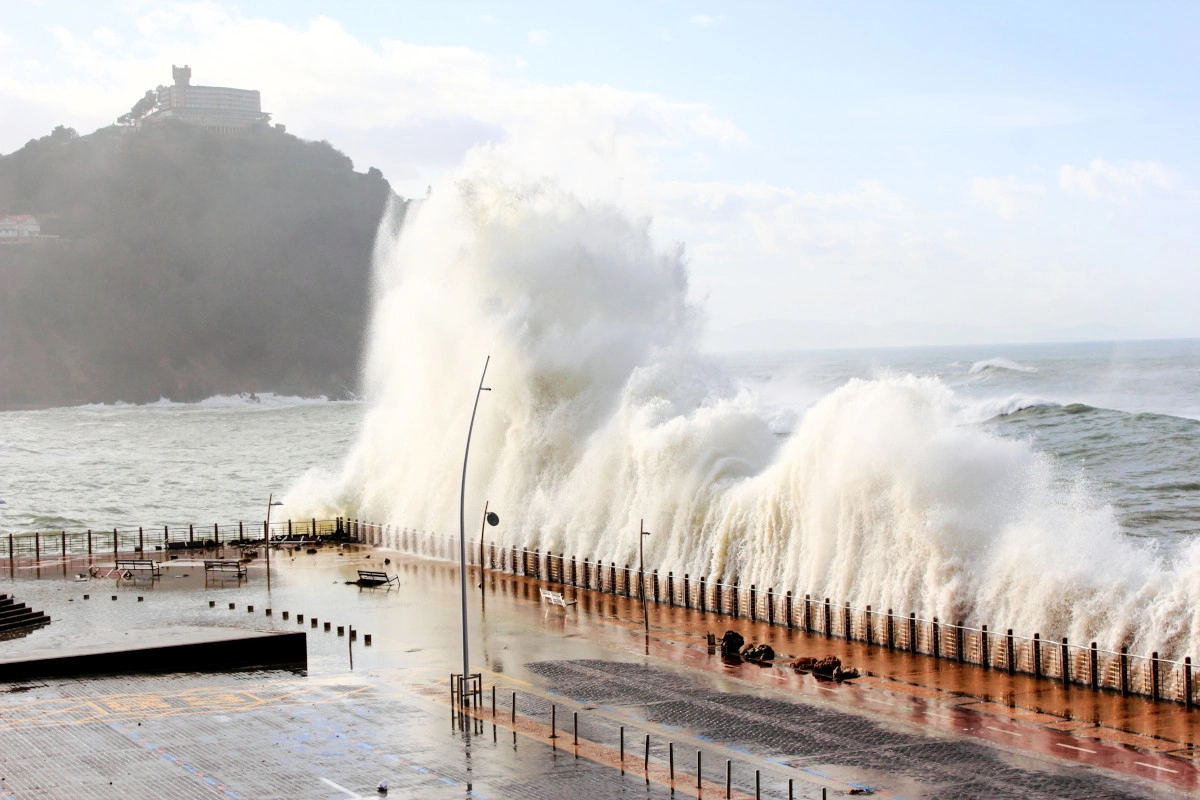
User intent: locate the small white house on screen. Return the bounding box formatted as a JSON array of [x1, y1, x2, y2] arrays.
[[0, 215, 41, 241]]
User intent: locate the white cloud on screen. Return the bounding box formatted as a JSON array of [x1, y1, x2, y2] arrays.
[[1059, 158, 1178, 203], [690, 14, 725, 26], [527, 28, 550, 45], [0, 7, 743, 196], [970, 176, 1045, 219]]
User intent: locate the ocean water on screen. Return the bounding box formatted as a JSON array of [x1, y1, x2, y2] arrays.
[[5, 157, 1200, 660]]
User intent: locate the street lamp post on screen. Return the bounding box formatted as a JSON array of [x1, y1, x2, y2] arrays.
[[639, 519, 651, 632], [457, 356, 493, 706], [479, 501, 500, 592], [265, 495, 283, 585]]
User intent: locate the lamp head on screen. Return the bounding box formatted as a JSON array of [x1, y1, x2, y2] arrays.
[[270, 500, 283, 506], [485, 511, 500, 527]]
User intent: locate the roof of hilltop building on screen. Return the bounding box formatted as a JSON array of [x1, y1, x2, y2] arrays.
[[136, 65, 271, 133]]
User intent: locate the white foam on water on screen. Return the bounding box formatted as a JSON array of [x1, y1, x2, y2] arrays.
[[289, 156, 1200, 659], [968, 357, 1038, 375]]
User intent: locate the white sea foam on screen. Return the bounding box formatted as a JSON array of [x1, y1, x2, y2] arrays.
[[968, 357, 1038, 375], [289, 156, 1200, 659], [73, 392, 337, 411], [956, 394, 1059, 424]]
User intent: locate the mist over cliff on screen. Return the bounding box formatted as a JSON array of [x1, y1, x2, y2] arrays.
[[0, 122, 398, 408]]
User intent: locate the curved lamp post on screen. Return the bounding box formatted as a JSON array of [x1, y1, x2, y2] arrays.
[[457, 355, 493, 705]]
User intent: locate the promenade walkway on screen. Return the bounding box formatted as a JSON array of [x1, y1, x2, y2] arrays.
[[0, 549, 1193, 798]]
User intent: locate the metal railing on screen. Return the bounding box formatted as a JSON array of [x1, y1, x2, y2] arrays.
[[4, 518, 1194, 707], [369, 524, 1197, 709]]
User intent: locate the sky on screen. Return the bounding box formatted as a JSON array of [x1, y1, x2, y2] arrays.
[[2, 1, 1198, 347]]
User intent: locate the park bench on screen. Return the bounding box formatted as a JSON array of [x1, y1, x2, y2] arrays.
[[539, 588, 576, 607], [355, 569, 398, 587], [204, 559, 247, 577], [114, 559, 161, 576]]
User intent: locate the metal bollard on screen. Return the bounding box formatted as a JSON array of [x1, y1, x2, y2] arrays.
[[551, 704, 557, 739], [511, 691, 516, 723], [229, 602, 236, 610], [138, 597, 144, 603], [266, 608, 272, 616], [492, 685, 496, 717], [620, 726, 625, 762], [282, 611, 289, 620], [297, 614, 304, 624], [324, 621, 330, 631], [311, 617, 318, 627], [669, 742, 674, 782], [726, 760, 731, 798], [755, 769, 760, 799], [364, 634, 372, 646], [573, 711, 578, 746], [697, 750, 702, 789], [337, 625, 343, 636]]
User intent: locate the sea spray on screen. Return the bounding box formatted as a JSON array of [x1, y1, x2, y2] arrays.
[[288, 158, 1200, 659]]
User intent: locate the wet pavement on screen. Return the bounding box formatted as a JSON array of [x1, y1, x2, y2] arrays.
[[0, 548, 1197, 798]]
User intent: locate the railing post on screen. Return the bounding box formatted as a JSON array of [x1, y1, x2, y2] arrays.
[[139, 527, 144, 552], [683, 574, 690, 609], [886, 609, 894, 650], [1032, 633, 1041, 678], [932, 617, 940, 658], [749, 584, 757, 621], [1151, 652, 1160, 701], [1007, 629, 1015, 674], [1061, 638, 1070, 685], [865, 605, 872, 645], [609, 561, 615, 592], [732, 580, 740, 617], [667, 572, 674, 606], [784, 590, 792, 628], [35, 531, 40, 563], [87, 529, 92, 555], [824, 598, 832, 638], [768, 587, 775, 626], [653, 569, 660, 603], [1090, 642, 1099, 690], [189, 524, 194, 546], [956, 621, 964, 664], [1120, 646, 1129, 696], [700, 576, 707, 612], [714, 581, 722, 614], [844, 601, 852, 639], [910, 613, 918, 653], [61, 531, 67, 561], [1185, 657, 1194, 709], [981, 625, 989, 668], [803, 594, 811, 633], [624, 564, 632, 597]]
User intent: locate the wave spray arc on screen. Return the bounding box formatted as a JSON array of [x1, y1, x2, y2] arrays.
[[293, 159, 1200, 659]]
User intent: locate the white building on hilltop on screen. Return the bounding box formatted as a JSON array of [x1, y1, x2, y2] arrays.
[[139, 66, 270, 134]]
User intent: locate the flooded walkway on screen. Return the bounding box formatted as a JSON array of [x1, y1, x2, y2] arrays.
[[0, 548, 1195, 798]]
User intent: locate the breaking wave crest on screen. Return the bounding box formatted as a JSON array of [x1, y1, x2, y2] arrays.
[[289, 156, 1200, 659], [968, 357, 1038, 375]]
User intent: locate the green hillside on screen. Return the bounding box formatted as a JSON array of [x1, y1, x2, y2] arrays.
[[0, 122, 399, 408]]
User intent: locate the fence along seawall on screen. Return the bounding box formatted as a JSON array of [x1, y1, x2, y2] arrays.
[[3, 518, 1196, 707]]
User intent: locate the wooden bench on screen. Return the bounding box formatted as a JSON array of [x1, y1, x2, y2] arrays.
[[204, 559, 247, 578], [114, 559, 161, 576], [356, 569, 397, 587], [539, 588, 576, 607]]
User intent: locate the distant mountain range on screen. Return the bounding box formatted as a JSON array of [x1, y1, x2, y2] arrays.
[[702, 318, 1129, 353]]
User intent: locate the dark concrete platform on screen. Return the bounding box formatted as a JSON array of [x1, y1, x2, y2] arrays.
[[0, 626, 305, 681]]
